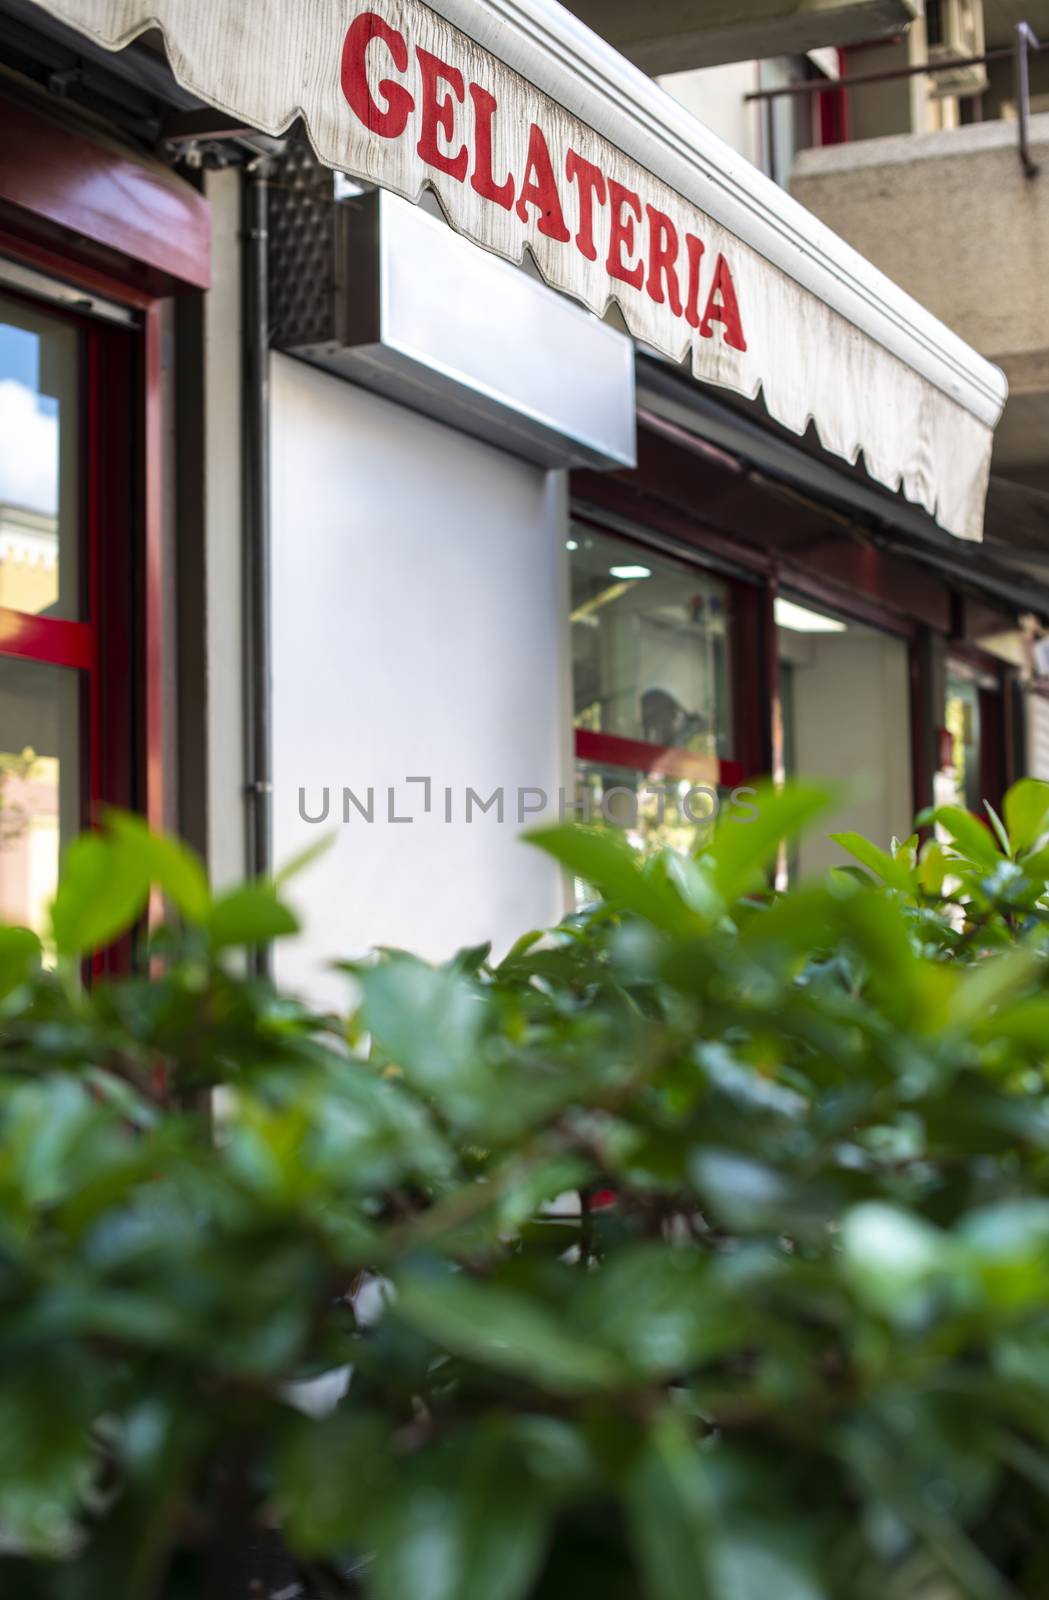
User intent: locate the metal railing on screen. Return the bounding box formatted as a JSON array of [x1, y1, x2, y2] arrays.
[[744, 20, 1043, 177]]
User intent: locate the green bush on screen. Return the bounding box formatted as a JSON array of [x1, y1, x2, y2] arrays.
[[4, 785, 1049, 1597]]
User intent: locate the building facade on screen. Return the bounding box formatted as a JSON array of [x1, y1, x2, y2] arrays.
[[0, 0, 1039, 1000]]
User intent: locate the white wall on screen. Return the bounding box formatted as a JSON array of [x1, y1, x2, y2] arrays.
[[270, 355, 571, 1007], [786, 627, 914, 876], [658, 62, 760, 165]]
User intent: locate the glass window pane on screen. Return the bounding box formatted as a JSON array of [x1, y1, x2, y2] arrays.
[[576, 762, 720, 847], [570, 525, 733, 759], [944, 672, 982, 813], [0, 657, 81, 937], [0, 294, 81, 620], [776, 593, 914, 881]]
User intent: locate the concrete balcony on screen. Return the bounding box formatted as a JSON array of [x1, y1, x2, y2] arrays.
[[792, 116, 1049, 483], [559, 0, 918, 74]]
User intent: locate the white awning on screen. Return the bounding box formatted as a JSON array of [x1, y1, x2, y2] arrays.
[[28, 0, 1007, 539]]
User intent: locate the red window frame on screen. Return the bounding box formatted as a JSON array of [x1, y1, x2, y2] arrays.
[[0, 246, 166, 963], [0, 90, 209, 963]]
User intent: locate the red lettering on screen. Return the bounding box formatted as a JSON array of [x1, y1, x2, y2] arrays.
[[515, 123, 571, 241], [565, 149, 606, 262], [645, 205, 682, 316], [416, 47, 468, 181], [699, 253, 747, 350], [469, 83, 514, 209], [684, 234, 705, 329], [606, 179, 644, 292], [341, 12, 414, 139]]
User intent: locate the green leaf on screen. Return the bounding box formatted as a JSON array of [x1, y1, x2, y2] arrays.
[[707, 782, 834, 902], [0, 1356, 98, 1556], [845, 1427, 1018, 1600], [274, 830, 336, 888], [626, 1414, 717, 1600], [841, 1203, 953, 1321], [949, 941, 1045, 1025], [525, 824, 700, 935], [830, 832, 913, 892], [392, 1270, 626, 1394], [1005, 779, 1049, 856], [359, 956, 483, 1102], [207, 883, 300, 949], [714, 1534, 828, 1600], [372, 1425, 553, 1600], [278, 1410, 392, 1555], [975, 995, 1049, 1048], [984, 801, 1012, 858], [50, 830, 150, 956], [497, 928, 545, 967], [445, 941, 492, 977], [0, 924, 42, 998], [690, 1149, 790, 1233], [1019, 842, 1049, 887], [574, 1245, 740, 1378], [918, 840, 948, 896], [107, 811, 211, 923], [959, 1200, 1049, 1311], [925, 806, 1002, 871], [494, 1153, 595, 1232], [837, 888, 925, 1025]]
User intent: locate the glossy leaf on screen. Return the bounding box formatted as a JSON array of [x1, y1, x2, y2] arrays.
[[207, 882, 300, 949], [391, 1271, 626, 1393], [831, 831, 913, 892], [627, 1415, 717, 1600], [50, 830, 150, 955], [525, 823, 701, 935], [107, 810, 211, 923], [925, 806, 1003, 871], [1004, 778, 1049, 856], [706, 782, 833, 902], [0, 924, 41, 998]]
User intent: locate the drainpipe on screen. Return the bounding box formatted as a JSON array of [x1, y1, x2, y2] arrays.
[[1015, 22, 1041, 180], [241, 158, 274, 976]]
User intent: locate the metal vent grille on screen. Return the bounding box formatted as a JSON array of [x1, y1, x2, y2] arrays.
[[268, 134, 338, 351]]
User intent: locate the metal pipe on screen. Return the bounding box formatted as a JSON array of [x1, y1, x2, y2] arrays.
[[745, 42, 1021, 99], [241, 158, 274, 974], [1016, 21, 1041, 178]]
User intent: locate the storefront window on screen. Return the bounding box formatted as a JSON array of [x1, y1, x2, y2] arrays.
[[776, 593, 913, 879], [571, 526, 732, 754], [0, 659, 80, 934], [943, 671, 982, 814], [0, 288, 90, 939], [569, 524, 734, 853], [0, 294, 81, 621]]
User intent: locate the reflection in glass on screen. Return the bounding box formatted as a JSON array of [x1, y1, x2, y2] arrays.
[[776, 594, 914, 883], [574, 762, 720, 854], [570, 526, 732, 757], [945, 674, 982, 813], [0, 295, 80, 620], [0, 658, 80, 937], [569, 528, 732, 889]]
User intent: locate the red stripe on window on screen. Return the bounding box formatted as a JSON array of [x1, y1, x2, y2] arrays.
[[575, 728, 743, 788], [0, 608, 94, 671]]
